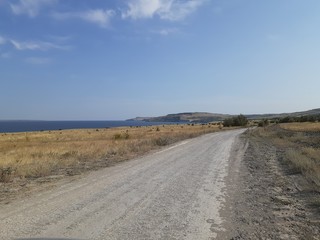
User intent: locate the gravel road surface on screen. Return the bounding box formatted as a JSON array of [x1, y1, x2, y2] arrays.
[[0, 129, 246, 240]]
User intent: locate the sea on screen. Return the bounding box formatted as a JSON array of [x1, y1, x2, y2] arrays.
[[0, 120, 178, 133]]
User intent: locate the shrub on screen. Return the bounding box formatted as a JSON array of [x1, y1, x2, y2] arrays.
[[223, 114, 248, 127], [153, 137, 170, 146], [0, 167, 15, 183], [113, 133, 121, 140], [124, 132, 130, 139], [258, 119, 269, 127], [279, 116, 294, 123], [113, 132, 130, 140]]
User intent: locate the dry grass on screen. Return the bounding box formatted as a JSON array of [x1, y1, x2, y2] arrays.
[[251, 123, 320, 187], [285, 149, 320, 185], [0, 124, 225, 182], [280, 122, 320, 132]]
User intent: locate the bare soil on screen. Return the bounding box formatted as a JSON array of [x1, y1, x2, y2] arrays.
[[225, 129, 320, 239]]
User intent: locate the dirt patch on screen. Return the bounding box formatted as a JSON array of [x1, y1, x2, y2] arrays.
[[224, 130, 320, 239]]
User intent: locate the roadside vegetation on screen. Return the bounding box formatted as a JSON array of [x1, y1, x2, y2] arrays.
[[0, 123, 227, 183], [278, 114, 320, 123], [251, 122, 320, 188], [223, 114, 248, 127], [239, 121, 320, 238]]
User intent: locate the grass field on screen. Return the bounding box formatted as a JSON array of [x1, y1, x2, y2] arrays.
[[0, 123, 224, 182], [280, 122, 320, 132], [252, 122, 320, 187]]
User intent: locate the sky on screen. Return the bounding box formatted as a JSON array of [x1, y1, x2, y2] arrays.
[[0, 0, 320, 120]]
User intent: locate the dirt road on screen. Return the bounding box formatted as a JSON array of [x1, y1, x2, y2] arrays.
[[0, 129, 246, 240]]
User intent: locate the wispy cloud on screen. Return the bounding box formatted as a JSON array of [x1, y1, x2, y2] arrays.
[[0, 34, 71, 52], [0, 35, 6, 44], [46, 35, 72, 43], [10, 39, 69, 51], [122, 0, 206, 21], [152, 28, 179, 36], [161, 0, 205, 21], [10, 0, 57, 17], [52, 9, 115, 28], [212, 6, 223, 15], [25, 57, 52, 64], [0, 52, 12, 59], [267, 34, 281, 42]]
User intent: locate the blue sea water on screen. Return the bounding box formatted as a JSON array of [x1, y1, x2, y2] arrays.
[[0, 121, 176, 133]]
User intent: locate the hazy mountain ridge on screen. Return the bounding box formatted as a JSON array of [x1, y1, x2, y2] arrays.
[[127, 112, 231, 123], [127, 108, 320, 123], [246, 108, 320, 120]]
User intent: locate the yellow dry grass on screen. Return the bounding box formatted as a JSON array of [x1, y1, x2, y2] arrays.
[[0, 124, 224, 182], [286, 148, 320, 186], [280, 122, 320, 132]]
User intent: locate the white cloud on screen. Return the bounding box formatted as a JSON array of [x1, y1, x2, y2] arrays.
[[10, 0, 57, 17], [122, 0, 206, 21], [52, 9, 115, 28], [10, 39, 69, 51], [25, 57, 51, 64], [122, 0, 166, 19]]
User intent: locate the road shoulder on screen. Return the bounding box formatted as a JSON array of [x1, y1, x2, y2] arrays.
[[221, 130, 320, 239]]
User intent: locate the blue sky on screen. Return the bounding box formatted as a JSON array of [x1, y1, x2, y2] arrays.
[[1, 0, 320, 120]]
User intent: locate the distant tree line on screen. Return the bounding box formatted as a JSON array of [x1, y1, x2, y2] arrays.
[[223, 114, 319, 128], [256, 114, 320, 127], [223, 114, 248, 127], [277, 114, 320, 123]]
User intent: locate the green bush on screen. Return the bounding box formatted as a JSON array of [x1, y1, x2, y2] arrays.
[[258, 119, 269, 127], [223, 114, 248, 127]]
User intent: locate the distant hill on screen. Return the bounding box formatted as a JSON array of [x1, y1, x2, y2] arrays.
[[246, 108, 320, 120], [127, 112, 231, 123], [127, 108, 320, 123]]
